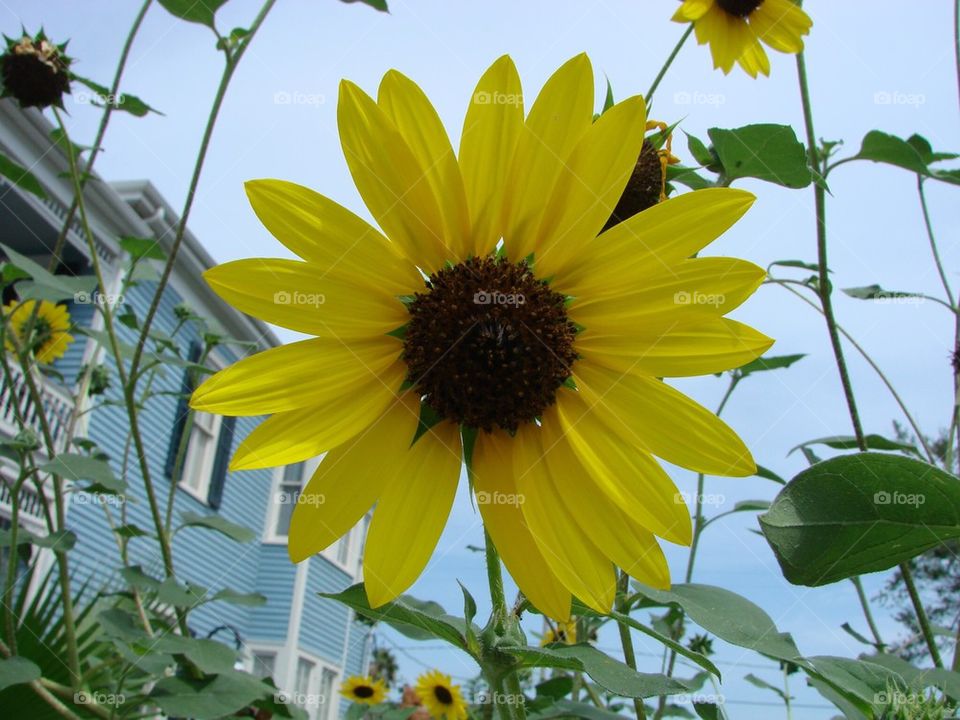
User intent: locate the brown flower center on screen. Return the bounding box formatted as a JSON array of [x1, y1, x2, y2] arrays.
[[433, 686, 454, 705], [716, 0, 764, 17], [401, 256, 577, 434], [353, 686, 375, 699]]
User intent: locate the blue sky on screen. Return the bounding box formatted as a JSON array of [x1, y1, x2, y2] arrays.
[[9, 0, 960, 717]]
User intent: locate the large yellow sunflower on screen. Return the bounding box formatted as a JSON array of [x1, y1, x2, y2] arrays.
[[672, 0, 813, 77], [3, 299, 74, 364], [190, 54, 772, 621], [414, 671, 467, 720], [340, 675, 387, 705]]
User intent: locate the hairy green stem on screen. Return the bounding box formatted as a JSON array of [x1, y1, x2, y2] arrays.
[[646, 25, 693, 106], [900, 564, 943, 667], [851, 577, 886, 651], [796, 48, 942, 671], [616, 571, 648, 720]]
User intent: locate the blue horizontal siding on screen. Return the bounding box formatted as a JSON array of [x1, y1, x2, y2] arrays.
[[299, 556, 353, 665], [247, 543, 297, 641]]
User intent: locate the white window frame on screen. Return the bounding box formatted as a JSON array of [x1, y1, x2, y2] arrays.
[[260, 646, 340, 720], [177, 351, 225, 504]]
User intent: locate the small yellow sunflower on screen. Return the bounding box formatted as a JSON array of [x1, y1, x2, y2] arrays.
[[190, 54, 771, 621], [415, 671, 467, 720], [672, 0, 813, 77], [541, 621, 577, 647], [3, 299, 74, 364], [340, 675, 387, 705]]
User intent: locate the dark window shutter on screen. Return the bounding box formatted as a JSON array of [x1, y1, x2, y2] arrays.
[[207, 416, 235, 510], [165, 341, 202, 479]]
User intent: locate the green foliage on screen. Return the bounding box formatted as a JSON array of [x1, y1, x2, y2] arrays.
[[760, 453, 960, 585], [851, 131, 960, 184], [707, 124, 812, 188], [0, 151, 46, 198]]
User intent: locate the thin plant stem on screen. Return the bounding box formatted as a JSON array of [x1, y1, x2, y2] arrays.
[[955, 0, 960, 117], [901, 564, 943, 668], [616, 571, 648, 720], [796, 48, 942, 669], [850, 577, 886, 651], [645, 25, 693, 106], [771, 280, 936, 463], [783, 665, 793, 720], [484, 529, 507, 626], [127, 0, 277, 384]]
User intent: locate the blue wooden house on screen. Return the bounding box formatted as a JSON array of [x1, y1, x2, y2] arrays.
[[0, 99, 371, 719]]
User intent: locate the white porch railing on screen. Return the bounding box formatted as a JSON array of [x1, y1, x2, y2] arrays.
[[0, 363, 75, 456]]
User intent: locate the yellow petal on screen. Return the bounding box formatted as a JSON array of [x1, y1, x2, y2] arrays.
[[230, 361, 407, 470], [737, 35, 770, 78], [576, 318, 773, 377], [364, 420, 462, 607], [244, 179, 420, 295], [539, 411, 671, 588], [574, 360, 756, 476], [570, 257, 767, 334], [535, 95, 648, 281], [191, 337, 399, 415], [750, 0, 812, 54], [502, 54, 594, 261], [204, 259, 408, 339], [459, 55, 524, 257], [514, 424, 617, 613], [471, 430, 572, 621], [379, 70, 472, 260], [288, 392, 421, 562], [554, 188, 755, 298], [338, 80, 452, 273], [696, 5, 752, 74], [551, 392, 692, 545], [672, 0, 714, 22]]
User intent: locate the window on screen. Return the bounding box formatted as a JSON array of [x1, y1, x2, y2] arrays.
[[180, 411, 221, 497], [317, 668, 337, 720], [251, 651, 275, 679], [336, 527, 351, 565], [273, 462, 305, 539], [295, 657, 316, 717]]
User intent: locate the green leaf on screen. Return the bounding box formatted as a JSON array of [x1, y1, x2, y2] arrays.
[[157, 0, 229, 27], [0, 243, 97, 302], [743, 673, 787, 702], [339, 0, 390, 11], [529, 700, 628, 720], [535, 676, 574, 701], [863, 653, 960, 701], [411, 402, 443, 445], [211, 588, 267, 606], [72, 76, 161, 117], [154, 636, 238, 674], [684, 132, 715, 168], [120, 565, 161, 592], [854, 131, 929, 175], [177, 512, 255, 543], [150, 671, 272, 719], [504, 644, 689, 698], [665, 164, 712, 190], [320, 584, 470, 652], [0, 152, 45, 198], [769, 259, 822, 273], [602, 78, 615, 115], [0, 656, 41, 691], [789, 434, 920, 457], [754, 465, 786, 485], [708, 124, 812, 188], [737, 354, 806, 378], [803, 656, 907, 716], [40, 453, 125, 494], [157, 577, 206, 607], [759, 453, 960, 586], [692, 702, 725, 720], [0, 527, 76, 551], [631, 582, 802, 663], [574, 602, 720, 680], [119, 236, 166, 260]]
